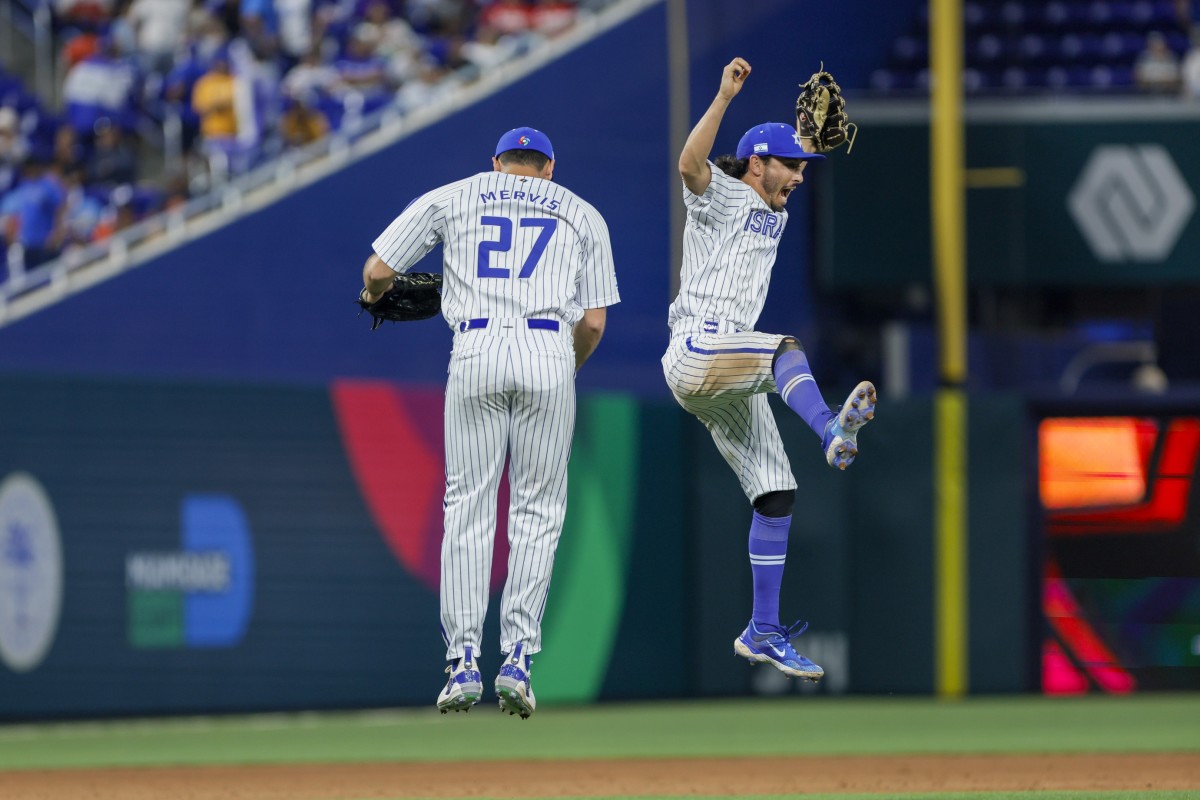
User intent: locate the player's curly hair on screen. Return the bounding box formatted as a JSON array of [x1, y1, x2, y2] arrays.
[[715, 154, 806, 179], [714, 155, 749, 178], [497, 149, 551, 171]]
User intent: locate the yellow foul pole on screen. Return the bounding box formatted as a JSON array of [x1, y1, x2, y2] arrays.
[[930, 0, 968, 698]]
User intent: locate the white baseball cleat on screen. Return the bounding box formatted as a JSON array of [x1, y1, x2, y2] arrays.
[[822, 381, 877, 470], [495, 643, 536, 719], [437, 646, 483, 714]]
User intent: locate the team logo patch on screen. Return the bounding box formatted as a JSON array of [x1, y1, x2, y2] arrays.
[[518, 135, 531, 146], [754, 143, 769, 154]]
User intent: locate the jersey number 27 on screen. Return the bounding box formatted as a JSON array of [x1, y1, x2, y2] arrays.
[[477, 216, 558, 279]]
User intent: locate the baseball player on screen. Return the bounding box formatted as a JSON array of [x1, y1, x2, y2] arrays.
[[661, 58, 876, 681], [362, 127, 620, 718]]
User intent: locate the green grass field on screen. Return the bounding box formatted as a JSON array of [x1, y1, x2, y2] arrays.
[[2, 694, 1197, 799]]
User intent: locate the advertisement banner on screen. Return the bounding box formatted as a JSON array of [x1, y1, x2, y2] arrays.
[[820, 113, 1200, 288]]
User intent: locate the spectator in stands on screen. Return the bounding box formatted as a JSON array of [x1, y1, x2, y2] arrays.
[[162, 47, 209, 160], [162, 171, 191, 213], [282, 48, 340, 102], [106, 0, 140, 60], [58, 164, 105, 247], [427, 33, 478, 75], [91, 184, 138, 241], [394, 59, 453, 111], [1183, 25, 1200, 99], [279, 92, 329, 147], [479, 0, 533, 39], [207, 0, 244, 41], [127, 0, 191, 76], [191, 49, 241, 175], [529, 0, 577, 38], [1134, 31, 1183, 93], [1, 155, 66, 269], [85, 117, 137, 188], [241, 0, 282, 61], [52, 124, 86, 174], [334, 25, 395, 113], [53, 0, 114, 27], [460, 31, 517, 70], [357, 0, 424, 83], [59, 27, 102, 74], [275, 0, 316, 66], [188, 4, 234, 61], [0, 108, 28, 197], [404, 0, 471, 36], [62, 35, 141, 141]]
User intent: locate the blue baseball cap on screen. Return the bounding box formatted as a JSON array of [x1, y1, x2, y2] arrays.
[[736, 122, 825, 161], [495, 127, 554, 160]]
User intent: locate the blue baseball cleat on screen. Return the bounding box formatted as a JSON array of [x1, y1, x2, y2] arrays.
[[734, 620, 825, 681], [495, 643, 536, 719], [822, 380, 877, 470], [437, 645, 482, 714]]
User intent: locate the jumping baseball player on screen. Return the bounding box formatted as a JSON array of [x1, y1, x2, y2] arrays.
[[661, 58, 876, 681], [362, 127, 620, 718]]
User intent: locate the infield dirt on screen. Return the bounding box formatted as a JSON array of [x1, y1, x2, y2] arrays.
[[6, 753, 1200, 798]]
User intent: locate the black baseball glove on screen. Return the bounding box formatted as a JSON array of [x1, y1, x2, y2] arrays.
[[356, 272, 443, 330], [795, 65, 857, 154]]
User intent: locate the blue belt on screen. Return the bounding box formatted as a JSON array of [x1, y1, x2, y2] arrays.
[[458, 318, 560, 333]]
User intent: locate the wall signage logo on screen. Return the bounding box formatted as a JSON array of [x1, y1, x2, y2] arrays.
[[126, 494, 254, 649], [1068, 145, 1194, 263], [0, 473, 63, 673]]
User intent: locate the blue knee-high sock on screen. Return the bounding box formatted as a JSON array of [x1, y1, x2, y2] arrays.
[[749, 511, 791, 627], [773, 349, 833, 438]]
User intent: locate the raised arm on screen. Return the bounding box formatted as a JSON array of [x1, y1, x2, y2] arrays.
[[678, 57, 751, 196]]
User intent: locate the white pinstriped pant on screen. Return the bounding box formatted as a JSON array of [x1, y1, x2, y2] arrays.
[[661, 320, 797, 502], [442, 319, 575, 661]]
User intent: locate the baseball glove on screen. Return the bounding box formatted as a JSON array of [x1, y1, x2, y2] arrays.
[[357, 272, 443, 330], [795, 64, 857, 154]]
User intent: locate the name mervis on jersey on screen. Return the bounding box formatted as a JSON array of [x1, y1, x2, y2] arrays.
[[479, 189, 561, 211], [373, 171, 618, 329]]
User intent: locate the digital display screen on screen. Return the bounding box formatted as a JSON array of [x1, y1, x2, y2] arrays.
[[1038, 415, 1200, 693]]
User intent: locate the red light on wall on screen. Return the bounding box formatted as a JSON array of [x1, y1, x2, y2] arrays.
[[1039, 418, 1154, 510]]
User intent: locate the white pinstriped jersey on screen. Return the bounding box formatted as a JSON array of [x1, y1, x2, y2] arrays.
[[373, 171, 620, 327], [667, 162, 787, 332]]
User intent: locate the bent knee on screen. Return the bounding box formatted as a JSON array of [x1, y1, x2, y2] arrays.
[[753, 489, 795, 518], [772, 336, 804, 367]]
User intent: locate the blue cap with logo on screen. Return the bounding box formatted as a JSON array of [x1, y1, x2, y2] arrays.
[[736, 122, 825, 161], [495, 127, 555, 160]]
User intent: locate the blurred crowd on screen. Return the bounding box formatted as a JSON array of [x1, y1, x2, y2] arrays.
[[1135, 16, 1200, 93], [874, 0, 1200, 95], [1, 0, 600, 276]]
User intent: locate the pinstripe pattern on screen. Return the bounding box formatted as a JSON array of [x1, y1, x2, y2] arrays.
[[443, 325, 575, 658], [372, 169, 619, 662], [661, 163, 797, 501], [667, 164, 786, 332]]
